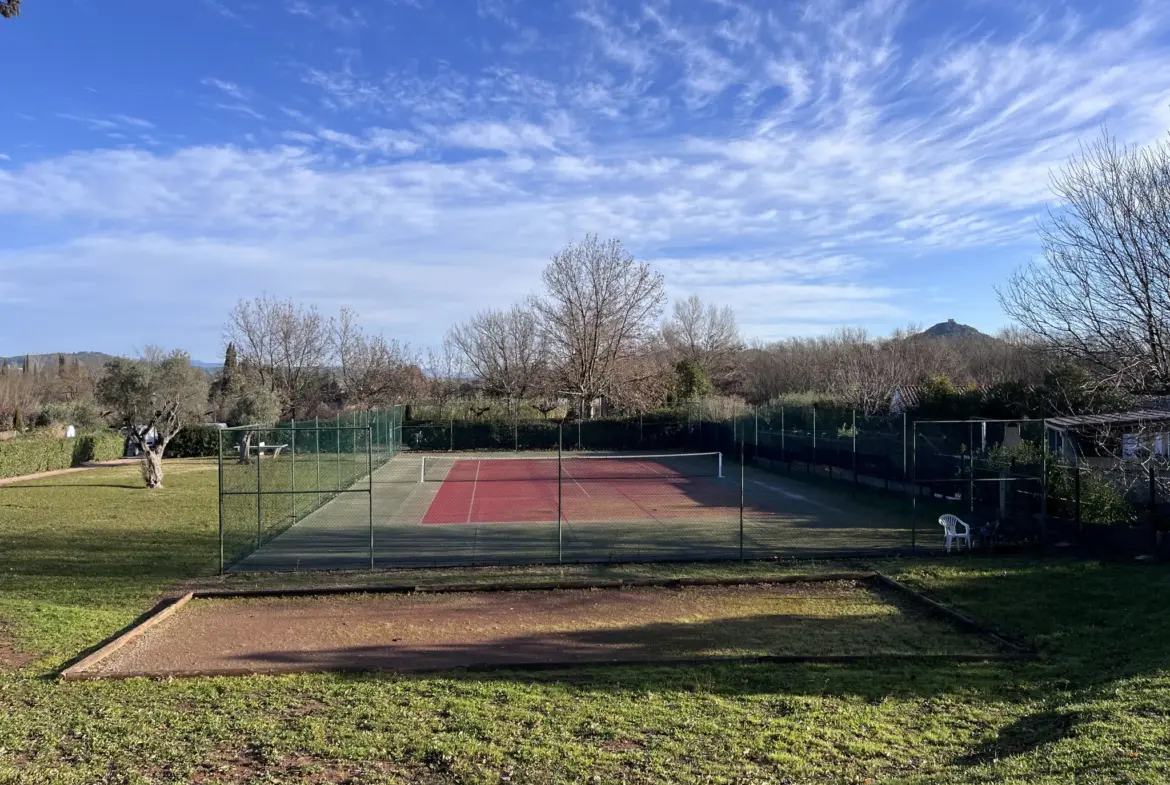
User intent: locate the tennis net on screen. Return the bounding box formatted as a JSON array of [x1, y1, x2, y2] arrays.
[[419, 452, 724, 483]]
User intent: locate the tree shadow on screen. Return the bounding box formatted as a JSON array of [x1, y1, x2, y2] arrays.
[[955, 709, 1078, 767], [0, 483, 143, 490]]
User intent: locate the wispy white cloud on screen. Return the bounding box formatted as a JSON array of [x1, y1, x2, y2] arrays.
[[201, 78, 247, 101], [201, 0, 238, 20], [285, 1, 367, 32], [213, 102, 266, 120], [8, 0, 1170, 352], [57, 113, 154, 131]]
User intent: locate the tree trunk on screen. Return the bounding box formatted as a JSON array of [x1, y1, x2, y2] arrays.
[[142, 448, 164, 489], [239, 432, 253, 464]]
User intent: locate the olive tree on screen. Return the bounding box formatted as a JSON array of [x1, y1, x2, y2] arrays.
[[96, 351, 209, 488]]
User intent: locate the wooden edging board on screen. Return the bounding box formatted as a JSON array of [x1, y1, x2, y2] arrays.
[[59, 593, 194, 681], [872, 574, 1035, 656], [59, 650, 1035, 682], [188, 571, 878, 600]]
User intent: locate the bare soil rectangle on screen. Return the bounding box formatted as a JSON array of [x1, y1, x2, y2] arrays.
[[76, 580, 1008, 678]]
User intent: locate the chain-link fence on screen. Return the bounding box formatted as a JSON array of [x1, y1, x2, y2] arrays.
[[217, 402, 1170, 572], [399, 412, 691, 453], [217, 406, 405, 571]]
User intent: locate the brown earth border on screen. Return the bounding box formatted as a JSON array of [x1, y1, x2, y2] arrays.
[[58, 571, 1036, 681]]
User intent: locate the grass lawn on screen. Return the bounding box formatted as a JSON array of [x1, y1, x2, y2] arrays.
[[0, 459, 1168, 783]]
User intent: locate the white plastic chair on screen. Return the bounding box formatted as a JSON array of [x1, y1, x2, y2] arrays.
[[938, 514, 971, 553]]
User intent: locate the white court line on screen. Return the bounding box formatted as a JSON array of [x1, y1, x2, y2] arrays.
[[749, 479, 843, 514], [466, 459, 482, 524], [561, 461, 591, 497]]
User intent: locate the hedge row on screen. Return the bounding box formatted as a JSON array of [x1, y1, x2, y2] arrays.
[[0, 431, 125, 480], [399, 415, 693, 453], [164, 425, 224, 459]]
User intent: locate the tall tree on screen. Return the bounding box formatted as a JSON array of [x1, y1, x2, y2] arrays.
[[446, 304, 545, 406], [331, 307, 419, 410], [662, 295, 742, 390], [1000, 128, 1170, 394], [0, 1, 21, 19], [225, 295, 330, 418], [532, 235, 666, 417], [57, 354, 66, 377], [96, 350, 209, 488]]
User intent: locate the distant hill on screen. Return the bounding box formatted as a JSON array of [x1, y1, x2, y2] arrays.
[[0, 352, 220, 371], [0, 352, 121, 371], [917, 319, 994, 341]]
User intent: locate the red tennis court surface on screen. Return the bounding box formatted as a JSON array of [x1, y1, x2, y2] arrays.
[[422, 455, 738, 525]]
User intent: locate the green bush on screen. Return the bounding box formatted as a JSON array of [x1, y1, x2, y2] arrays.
[[0, 431, 125, 479], [164, 425, 223, 458], [35, 401, 104, 430]]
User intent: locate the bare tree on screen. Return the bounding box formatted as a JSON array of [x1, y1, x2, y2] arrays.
[[533, 235, 666, 417], [95, 350, 209, 488], [331, 307, 419, 411], [425, 339, 465, 420], [1000, 128, 1170, 394], [447, 304, 545, 408], [662, 295, 742, 389], [226, 295, 330, 418]]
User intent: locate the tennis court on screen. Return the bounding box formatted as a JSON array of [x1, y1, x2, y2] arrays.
[[230, 451, 915, 573], [420, 452, 731, 525]]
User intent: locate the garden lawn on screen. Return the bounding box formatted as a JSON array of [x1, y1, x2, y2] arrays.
[[0, 460, 1167, 784]]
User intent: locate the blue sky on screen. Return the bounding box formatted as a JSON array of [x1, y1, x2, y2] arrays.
[[3, 0, 1170, 360]]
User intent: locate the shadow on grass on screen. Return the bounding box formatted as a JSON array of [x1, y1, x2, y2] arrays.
[[0, 483, 145, 490], [956, 709, 1077, 766]]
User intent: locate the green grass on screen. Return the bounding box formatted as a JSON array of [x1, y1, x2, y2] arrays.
[[0, 460, 1168, 783]]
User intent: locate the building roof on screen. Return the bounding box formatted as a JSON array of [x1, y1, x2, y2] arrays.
[[1046, 409, 1170, 430]]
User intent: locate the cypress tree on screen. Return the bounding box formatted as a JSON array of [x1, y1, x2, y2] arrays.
[[223, 342, 238, 390], [58, 354, 66, 376], [13, 407, 23, 432], [21, 354, 29, 374]]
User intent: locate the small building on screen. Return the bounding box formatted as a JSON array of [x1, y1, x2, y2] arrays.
[[1045, 410, 1170, 464]]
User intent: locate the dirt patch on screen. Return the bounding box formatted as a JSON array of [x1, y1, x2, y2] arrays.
[[0, 627, 34, 670], [75, 580, 1007, 678]]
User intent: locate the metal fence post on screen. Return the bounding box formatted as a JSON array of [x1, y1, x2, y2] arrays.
[[315, 416, 321, 509], [217, 429, 224, 575], [1074, 460, 1082, 540], [450, 413, 454, 452], [739, 436, 745, 561], [290, 419, 296, 525], [781, 405, 787, 470], [557, 421, 563, 564], [852, 408, 858, 485], [911, 421, 917, 553], [968, 420, 975, 514], [811, 406, 817, 476], [902, 412, 907, 486], [1040, 419, 1048, 552], [255, 428, 262, 549], [368, 425, 375, 570], [1150, 465, 1158, 551]]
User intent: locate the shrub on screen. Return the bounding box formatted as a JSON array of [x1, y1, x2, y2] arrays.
[[35, 401, 104, 430], [0, 430, 125, 479], [164, 424, 223, 458]]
